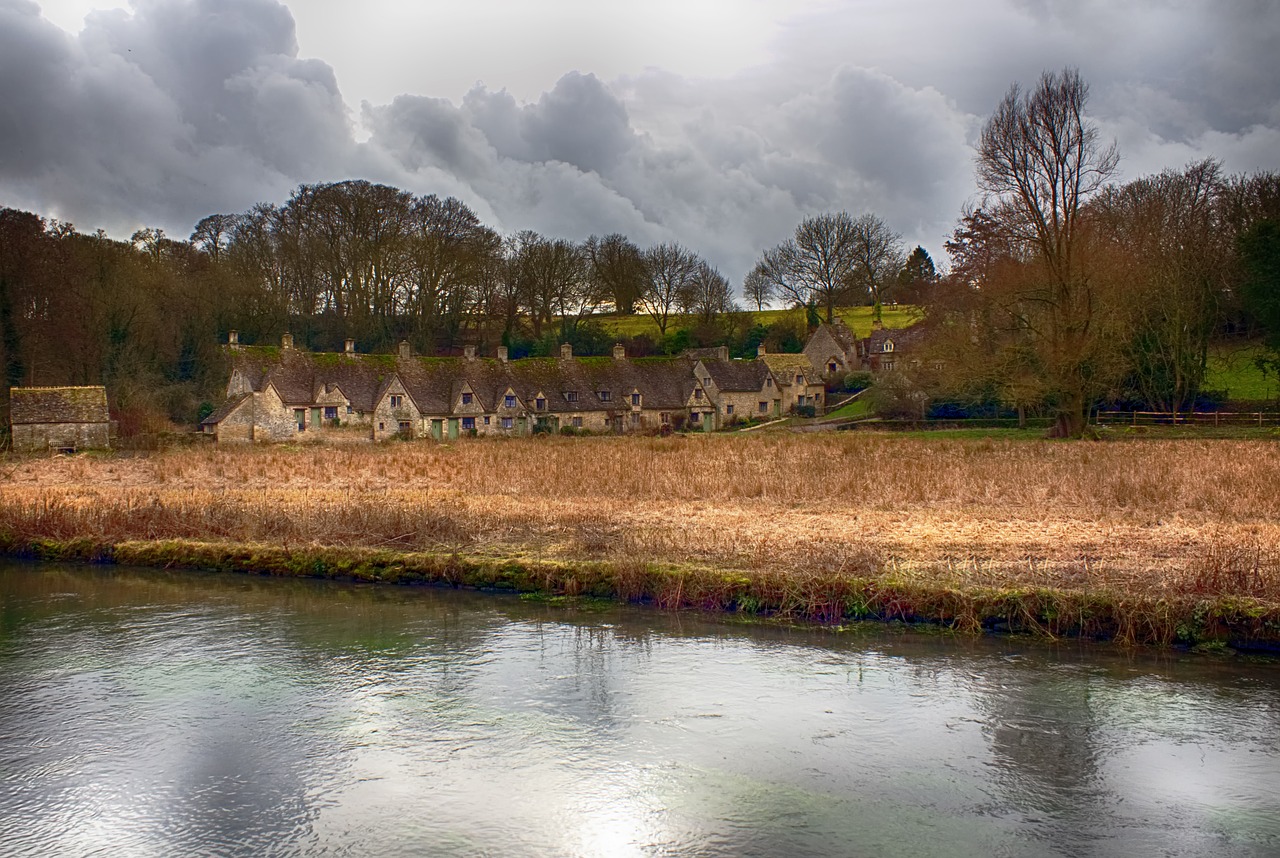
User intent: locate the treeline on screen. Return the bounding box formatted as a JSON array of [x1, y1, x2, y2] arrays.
[[1, 69, 1277, 437], [889, 70, 1280, 435], [0, 184, 828, 430]]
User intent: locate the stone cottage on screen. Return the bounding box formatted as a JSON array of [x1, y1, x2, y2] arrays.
[[9, 386, 110, 452]]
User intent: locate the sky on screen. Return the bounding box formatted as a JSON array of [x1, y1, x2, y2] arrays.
[[3, 0, 1279, 287]]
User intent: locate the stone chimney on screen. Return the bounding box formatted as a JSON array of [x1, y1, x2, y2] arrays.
[[228, 330, 239, 346], [613, 343, 626, 360], [281, 333, 294, 350], [398, 340, 411, 359], [560, 343, 572, 359], [497, 345, 509, 362], [756, 343, 766, 357], [464, 344, 476, 361], [718, 345, 729, 361], [344, 338, 356, 355]]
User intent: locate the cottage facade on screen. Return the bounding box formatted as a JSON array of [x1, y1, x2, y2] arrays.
[[9, 386, 110, 452]]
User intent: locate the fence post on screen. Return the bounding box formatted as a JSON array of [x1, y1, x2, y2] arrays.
[[1132, 410, 1137, 426]]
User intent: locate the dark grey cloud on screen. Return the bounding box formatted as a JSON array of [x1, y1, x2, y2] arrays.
[[0, 0, 350, 233], [2, 0, 1278, 286]]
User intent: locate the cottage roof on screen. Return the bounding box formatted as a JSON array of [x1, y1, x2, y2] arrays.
[[759, 353, 816, 380], [867, 324, 926, 352], [201, 393, 250, 426], [9, 386, 109, 424], [698, 358, 772, 392]]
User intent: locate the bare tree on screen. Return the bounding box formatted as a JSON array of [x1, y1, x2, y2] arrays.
[[976, 67, 1120, 437], [742, 264, 775, 312], [685, 261, 735, 324], [639, 242, 700, 335], [189, 214, 238, 262], [584, 233, 647, 315], [755, 211, 899, 324]]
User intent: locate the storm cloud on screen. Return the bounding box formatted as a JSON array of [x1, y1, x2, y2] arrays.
[[2, 0, 1278, 286]]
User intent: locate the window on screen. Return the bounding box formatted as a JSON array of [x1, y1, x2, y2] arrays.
[[504, 394, 516, 408], [660, 412, 670, 424], [397, 420, 411, 434], [726, 404, 734, 415], [324, 406, 337, 421], [759, 401, 768, 413], [598, 390, 611, 401], [883, 339, 894, 353], [483, 416, 491, 425], [571, 416, 583, 428], [535, 397, 546, 411], [501, 417, 513, 429], [629, 412, 640, 425], [702, 377, 711, 386], [765, 377, 773, 387], [883, 358, 895, 371], [346, 405, 353, 414], [691, 412, 702, 424], [694, 388, 703, 400], [461, 392, 472, 405], [378, 422, 384, 430], [390, 394, 403, 408], [462, 417, 475, 430], [796, 374, 804, 384], [828, 362, 838, 374], [564, 391, 578, 402], [631, 393, 641, 406]]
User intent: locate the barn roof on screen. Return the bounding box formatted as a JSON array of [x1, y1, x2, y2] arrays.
[[9, 386, 109, 425]]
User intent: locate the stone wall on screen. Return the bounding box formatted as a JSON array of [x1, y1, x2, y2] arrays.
[[12, 422, 110, 452]]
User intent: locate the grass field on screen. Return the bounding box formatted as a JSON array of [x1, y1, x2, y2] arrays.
[[596, 305, 921, 340], [1204, 341, 1279, 402], [3, 433, 1278, 646]]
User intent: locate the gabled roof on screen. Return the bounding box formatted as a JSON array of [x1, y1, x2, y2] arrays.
[[10, 386, 109, 424], [867, 325, 927, 352], [697, 358, 772, 392], [759, 353, 816, 380], [201, 393, 251, 426]]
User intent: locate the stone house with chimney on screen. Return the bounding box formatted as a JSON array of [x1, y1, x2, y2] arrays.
[[758, 348, 825, 414], [9, 386, 110, 452], [804, 321, 861, 379], [692, 352, 781, 427]]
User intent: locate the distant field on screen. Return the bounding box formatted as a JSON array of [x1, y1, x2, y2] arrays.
[[593, 305, 921, 341], [1204, 341, 1279, 402]]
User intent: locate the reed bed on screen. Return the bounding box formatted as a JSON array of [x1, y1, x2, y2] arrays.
[[3, 434, 1279, 646]]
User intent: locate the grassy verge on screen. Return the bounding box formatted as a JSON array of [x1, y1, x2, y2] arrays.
[[595, 305, 921, 340], [2, 434, 1279, 649]]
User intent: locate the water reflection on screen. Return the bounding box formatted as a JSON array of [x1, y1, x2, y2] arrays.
[[0, 563, 1277, 857]]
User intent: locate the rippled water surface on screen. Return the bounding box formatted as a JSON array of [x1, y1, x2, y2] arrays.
[[1, 562, 1278, 857]]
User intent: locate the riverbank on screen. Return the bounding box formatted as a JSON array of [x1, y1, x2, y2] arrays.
[[2, 434, 1279, 647]]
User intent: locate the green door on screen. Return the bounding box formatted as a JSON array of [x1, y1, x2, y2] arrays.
[[431, 419, 443, 441], [311, 407, 321, 428], [447, 418, 459, 440]]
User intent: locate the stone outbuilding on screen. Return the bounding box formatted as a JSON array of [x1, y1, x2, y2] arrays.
[[9, 386, 110, 452]]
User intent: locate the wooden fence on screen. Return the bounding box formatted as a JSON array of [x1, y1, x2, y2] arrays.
[[1095, 410, 1280, 427]]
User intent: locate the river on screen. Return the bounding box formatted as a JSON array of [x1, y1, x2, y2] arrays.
[[1, 561, 1277, 857]]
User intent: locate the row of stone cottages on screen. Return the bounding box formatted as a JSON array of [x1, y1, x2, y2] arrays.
[[200, 320, 917, 442]]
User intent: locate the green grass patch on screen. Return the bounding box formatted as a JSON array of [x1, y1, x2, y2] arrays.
[[590, 306, 921, 342], [1205, 341, 1279, 402], [824, 396, 873, 420]]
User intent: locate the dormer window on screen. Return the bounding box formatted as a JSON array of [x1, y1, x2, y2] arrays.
[[694, 389, 703, 400], [883, 339, 894, 353], [564, 391, 578, 402], [765, 377, 773, 387], [461, 392, 473, 405], [535, 397, 546, 411], [795, 374, 804, 384], [631, 393, 641, 407], [389, 394, 403, 408], [598, 390, 611, 401], [828, 362, 838, 374], [505, 394, 516, 408]]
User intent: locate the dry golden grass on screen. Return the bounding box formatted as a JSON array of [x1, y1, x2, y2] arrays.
[[2, 433, 1279, 606]]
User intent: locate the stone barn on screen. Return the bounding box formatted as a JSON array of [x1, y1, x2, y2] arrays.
[[8, 386, 110, 453]]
